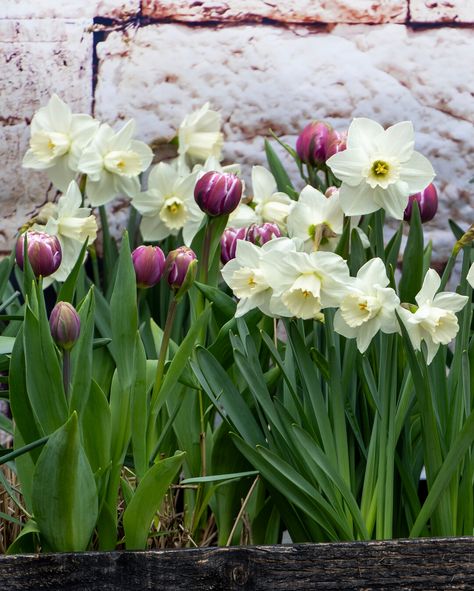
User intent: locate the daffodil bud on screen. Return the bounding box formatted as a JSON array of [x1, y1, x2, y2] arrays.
[[16, 231, 62, 278], [165, 246, 198, 297], [325, 130, 347, 159], [194, 171, 243, 217], [220, 227, 246, 264], [132, 245, 166, 288], [296, 121, 332, 166], [245, 222, 281, 246], [49, 301, 81, 350], [403, 183, 438, 223]]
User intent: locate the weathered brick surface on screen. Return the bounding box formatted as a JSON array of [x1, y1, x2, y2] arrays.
[[0, 19, 93, 253], [410, 0, 474, 23], [142, 0, 408, 24], [2, 0, 139, 19], [94, 23, 473, 260]]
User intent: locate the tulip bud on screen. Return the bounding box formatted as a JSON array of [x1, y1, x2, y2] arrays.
[[403, 183, 438, 224], [49, 301, 81, 350], [16, 231, 62, 278], [220, 227, 246, 264], [165, 246, 198, 297], [194, 171, 243, 217], [245, 222, 281, 246], [296, 121, 332, 166], [132, 245, 166, 288], [325, 130, 347, 159]]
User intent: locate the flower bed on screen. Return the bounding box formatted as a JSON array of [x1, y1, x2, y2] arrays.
[[0, 96, 473, 554]]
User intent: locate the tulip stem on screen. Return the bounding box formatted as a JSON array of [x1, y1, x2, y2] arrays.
[[63, 350, 71, 401], [200, 221, 213, 284]]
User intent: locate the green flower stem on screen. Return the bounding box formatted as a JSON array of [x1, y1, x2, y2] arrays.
[[200, 220, 213, 285], [147, 297, 178, 459], [99, 205, 114, 292], [63, 349, 71, 401]]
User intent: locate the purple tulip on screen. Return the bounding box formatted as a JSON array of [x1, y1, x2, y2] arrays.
[[403, 183, 438, 224], [296, 121, 332, 166], [16, 231, 62, 278], [194, 171, 243, 217], [325, 130, 347, 159], [220, 227, 246, 264], [245, 223, 281, 247], [165, 246, 197, 291], [49, 301, 81, 350], [132, 245, 166, 288]]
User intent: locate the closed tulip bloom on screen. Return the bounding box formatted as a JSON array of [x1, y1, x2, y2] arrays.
[[49, 301, 81, 350], [245, 223, 281, 246], [16, 231, 62, 278], [194, 171, 243, 217], [165, 246, 197, 291], [132, 245, 166, 288], [296, 121, 332, 166], [220, 227, 246, 264], [325, 130, 347, 159], [403, 183, 438, 223]]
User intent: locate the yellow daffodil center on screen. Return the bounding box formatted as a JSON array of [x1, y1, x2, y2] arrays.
[[104, 150, 143, 176], [371, 160, 389, 177], [159, 197, 188, 230], [30, 131, 70, 162]]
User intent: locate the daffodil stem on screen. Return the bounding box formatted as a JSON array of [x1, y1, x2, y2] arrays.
[[63, 350, 71, 402], [147, 297, 178, 460]]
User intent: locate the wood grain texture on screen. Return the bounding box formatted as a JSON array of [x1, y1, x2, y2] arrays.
[[1, 537, 474, 590]]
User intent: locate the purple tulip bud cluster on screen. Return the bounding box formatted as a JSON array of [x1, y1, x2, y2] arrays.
[[16, 231, 62, 278], [194, 171, 243, 217], [131, 243, 197, 294], [296, 122, 347, 166], [49, 301, 81, 350], [220, 223, 281, 264], [403, 183, 438, 224]]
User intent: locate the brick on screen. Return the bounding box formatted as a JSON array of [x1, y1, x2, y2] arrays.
[[0, 19, 93, 254], [410, 0, 474, 23], [142, 0, 408, 24], [94, 23, 474, 261]]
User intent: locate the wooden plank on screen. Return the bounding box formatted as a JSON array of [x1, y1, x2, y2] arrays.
[[1, 537, 474, 590]]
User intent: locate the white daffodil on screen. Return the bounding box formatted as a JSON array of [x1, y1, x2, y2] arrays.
[[287, 185, 344, 252], [132, 161, 203, 245], [467, 262, 474, 289], [32, 181, 98, 283], [228, 203, 259, 229], [23, 94, 99, 192], [251, 166, 292, 230], [326, 118, 435, 220], [221, 238, 298, 317], [178, 103, 224, 164], [399, 269, 468, 363], [333, 258, 400, 352], [260, 248, 350, 320], [78, 120, 153, 207]]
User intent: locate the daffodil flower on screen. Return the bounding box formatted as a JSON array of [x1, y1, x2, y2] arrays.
[[23, 94, 99, 191], [32, 181, 98, 283], [178, 103, 224, 164], [327, 118, 435, 219], [78, 120, 153, 206], [251, 166, 292, 230], [132, 162, 203, 245], [287, 185, 344, 251], [221, 238, 298, 317], [260, 247, 350, 320], [333, 258, 400, 352], [399, 269, 468, 363]]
